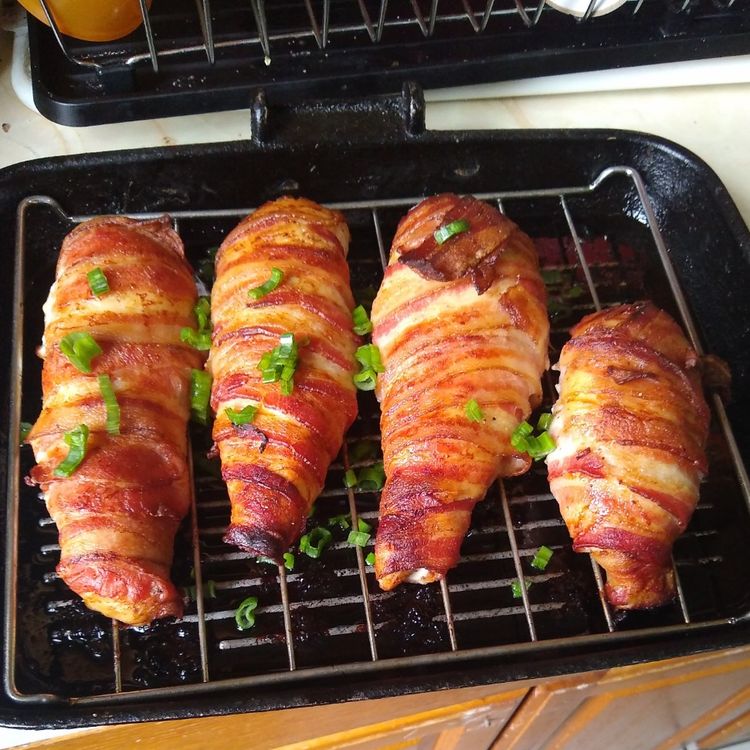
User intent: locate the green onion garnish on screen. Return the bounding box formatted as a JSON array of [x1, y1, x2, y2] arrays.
[[54, 424, 89, 478], [328, 513, 351, 529], [225, 405, 258, 426], [194, 297, 211, 331], [190, 369, 212, 425], [352, 305, 373, 336], [235, 596, 259, 631], [343, 470, 358, 489], [347, 530, 370, 547], [19, 422, 32, 445], [434, 218, 470, 245], [59, 332, 103, 373], [98, 374, 120, 435], [353, 344, 385, 392], [357, 518, 372, 533], [511, 418, 555, 460], [356, 462, 385, 492], [531, 545, 554, 571], [87, 267, 110, 297], [299, 527, 332, 559], [180, 327, 212, 351], [283, 552, 295, 571], [365, 552, 376, 566], [536, 412, 553, 432], [249, 268, 284, 300], [465, 399, 484, 422], [511, 579, 532, 599], [257, 332, 299, 394]]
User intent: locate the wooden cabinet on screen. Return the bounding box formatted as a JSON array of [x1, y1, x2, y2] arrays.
[[18, 646, 750, 750]]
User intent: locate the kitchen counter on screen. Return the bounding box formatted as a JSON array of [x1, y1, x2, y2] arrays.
[[2, 19, 750, 750]]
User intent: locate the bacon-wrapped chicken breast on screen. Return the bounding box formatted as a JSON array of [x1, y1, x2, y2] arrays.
[[371, 194, 550, 590], [208, 197, 359, 561], [545, 302, 710, 609], [27, 216, 203, 625]]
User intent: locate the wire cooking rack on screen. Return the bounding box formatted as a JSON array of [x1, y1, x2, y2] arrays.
[[35, 0, 724, 73], [6, 166, 750, 706]]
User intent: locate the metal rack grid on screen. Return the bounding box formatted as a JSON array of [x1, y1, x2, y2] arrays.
[[6, 165, 750, 706], [36, 0, 701, 73]]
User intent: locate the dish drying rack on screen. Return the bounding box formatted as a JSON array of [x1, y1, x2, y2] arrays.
[[23, 0, 750, 125], [7, 164, 750, 709]]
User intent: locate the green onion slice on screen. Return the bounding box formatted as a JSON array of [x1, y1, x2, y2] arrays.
[[536, 412, 553, 432], [328, 513, 351, 529], [511, 579, 532, 599], [54, 424, 90, 478], [352, 305, 373, 336], [353, 368, 378, 391], [365, 552, 376, 566], [434, 218, 470, 245], [348, 530, 370, 547], [357, 517, 372, 533], [283, 552, 295, 572], [257, 332, 299, 394], [465, 399, 484, 422], [59, 332, 103, 373], [98, 374, 120, 435], [180, 327, 212, 351], [531, 545, 554, 571], [19, 421, 32, 445], [190, 369, 212, 425], [299, 527, 332, 559], [355, 344, 385, 373], [343, 470, 358, 489], [357, 462, 385, 492], [235, 596, 259, 631], [87, 267, 110, 297], [225, 405, 258, 426], [249, 268, 284, 300], [194, 297, 211, 331], [511, 420, 556, 460]]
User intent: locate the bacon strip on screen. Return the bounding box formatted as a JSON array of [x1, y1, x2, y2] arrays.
[[546, 301, 710, 609], [27, 217, 203, 625], [208, 197, 359, 561], [371, 195, 550, 591]]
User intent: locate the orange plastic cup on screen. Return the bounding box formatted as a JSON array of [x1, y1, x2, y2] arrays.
[[17, 0, 153, 42]]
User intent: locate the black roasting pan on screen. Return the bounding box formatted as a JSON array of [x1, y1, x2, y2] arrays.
[[0, 91, 749, 728]]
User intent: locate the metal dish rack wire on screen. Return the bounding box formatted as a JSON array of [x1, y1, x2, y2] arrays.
[[6, 165, 750, 706], [26, 0, 750, 125]]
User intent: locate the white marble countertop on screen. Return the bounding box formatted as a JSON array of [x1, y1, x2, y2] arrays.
[[1, 20, 750, 749]]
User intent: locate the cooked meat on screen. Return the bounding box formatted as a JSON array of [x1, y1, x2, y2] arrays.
[[209, 197, 359, 561], [371, 194, 550, 590], [546, 301, 710, 609], [27, 216, 203, 625]]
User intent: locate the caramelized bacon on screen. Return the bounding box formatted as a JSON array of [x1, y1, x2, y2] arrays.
[[371, 194, 549, 591], [208, 197, 359, 561], [27, 217, 203, 625], [546, 301, 710, 609]]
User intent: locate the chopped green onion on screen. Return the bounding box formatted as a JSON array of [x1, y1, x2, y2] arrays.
[[180, 327, 212, 351], [511, 421, 534, 452], [514, 421, 533, 438], [536, 412, 553, 432], [59, 332, 102, 373], [87, 267, 109, 297], [343, 470, 358, 489], [194, 297, 211, 331], [54, 424, 89, 478], [357, 462, 385, 492], [565, 284, 584, 300], [19, 421, 32, 445], [531, 545, 554, 571], [299, 527, 332, 559], [434, 218, 470, 245], [355, 344, 385, 373], [190, 369, 212, 425], [465, 399, 484, 422], [206, 580, 217, 598], [235, 596, 259, 631], [249, 268, 284, 300], [225, 405, 258, 426], [353, 369, 378, 391], [328, 513, 351, 530], [511, 579, 532, 599], [256, 332, 299, 394], [357, 518, 372, 533], [98, 374, 120, 435], [365, 552, 376, 566], [283, 552, 295, 571], [527, 431, 556, 460], [352, 305, 373, 336], [348, 530, 370, 547]]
